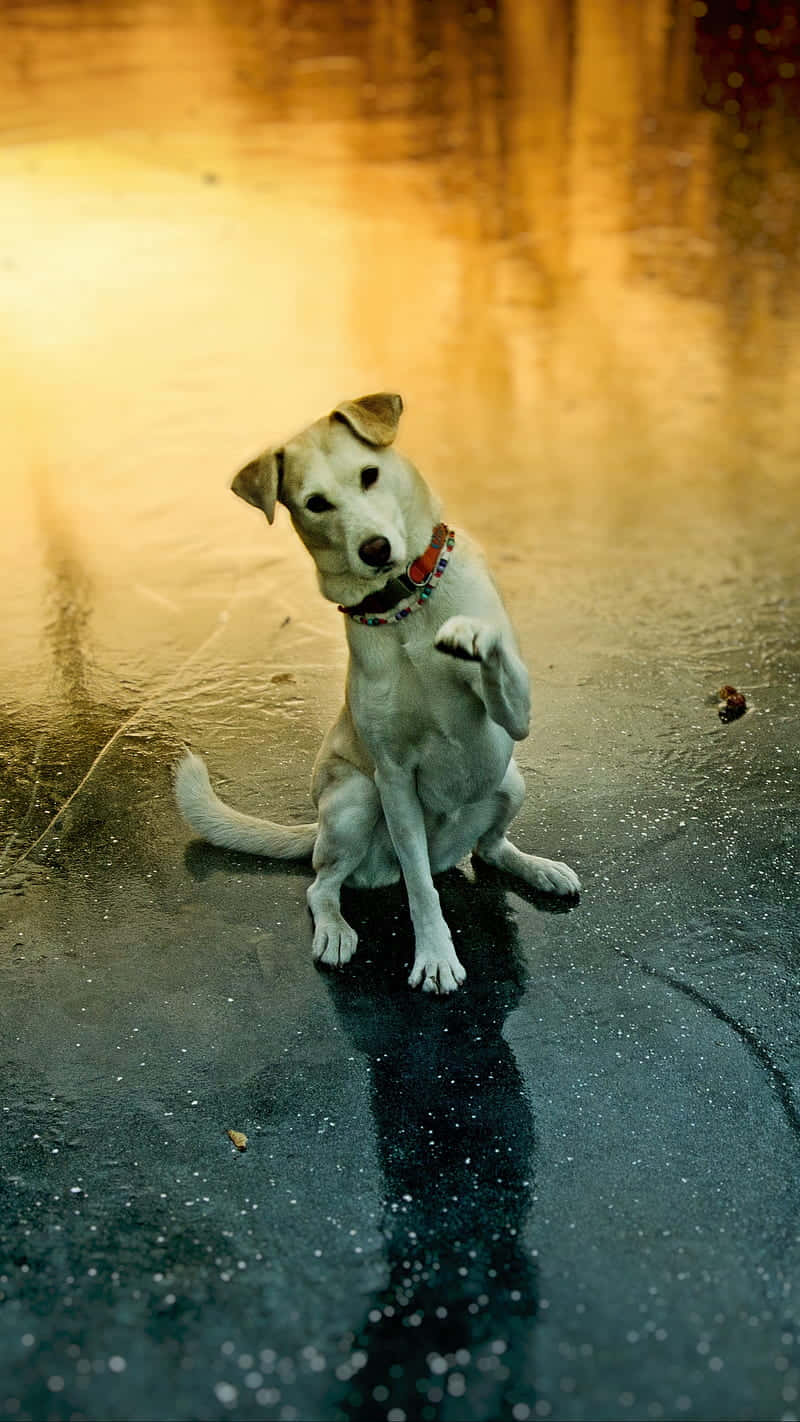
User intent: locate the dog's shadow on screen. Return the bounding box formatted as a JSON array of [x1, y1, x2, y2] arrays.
[[185, 835, 578, 914], [318, 866, 572, 1421], [184, 840, 577, 1418], [183, 840, 305, 883]]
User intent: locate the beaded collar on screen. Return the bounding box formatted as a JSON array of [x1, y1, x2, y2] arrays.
[[338, 523, 455, 626]]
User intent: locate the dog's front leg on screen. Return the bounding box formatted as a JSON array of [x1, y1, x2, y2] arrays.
[[435, 616, 530, 741], [374, 763, 466, 993]]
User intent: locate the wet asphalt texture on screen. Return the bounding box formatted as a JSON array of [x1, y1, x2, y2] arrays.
[[2, 3, 800, 1421]]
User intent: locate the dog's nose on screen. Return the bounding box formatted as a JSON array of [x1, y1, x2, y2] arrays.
[[359, 536, 392, 568]]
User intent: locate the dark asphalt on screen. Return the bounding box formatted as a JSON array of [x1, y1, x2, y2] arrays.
[[3, 608, 799, 1421], [4, 679, 800, 1422], [2, 3, 800, 1420]]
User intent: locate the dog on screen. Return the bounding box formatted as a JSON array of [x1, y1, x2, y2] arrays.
[[174, 393, 580, 992]]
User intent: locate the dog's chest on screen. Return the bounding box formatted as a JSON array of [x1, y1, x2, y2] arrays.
[[350, 630, 487, 758]]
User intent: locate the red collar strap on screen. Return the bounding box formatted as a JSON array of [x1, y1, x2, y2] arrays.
[[339, 523, 455, 625], [405, 521, 450, 586]]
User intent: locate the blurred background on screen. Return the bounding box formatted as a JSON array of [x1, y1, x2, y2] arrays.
[[1, 0, 798, 842]]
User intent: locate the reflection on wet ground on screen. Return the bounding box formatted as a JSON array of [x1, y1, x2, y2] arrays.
[[321, 875, 538, 1422], [1, 2, 799, 1420]]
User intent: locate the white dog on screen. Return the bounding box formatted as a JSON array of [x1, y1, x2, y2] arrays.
[[175, 393, 579, 992]]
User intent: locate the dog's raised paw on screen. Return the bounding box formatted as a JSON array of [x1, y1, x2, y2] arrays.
[[435, 615, 497, 665]]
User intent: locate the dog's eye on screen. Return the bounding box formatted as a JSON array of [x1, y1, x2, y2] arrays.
[[360, 466, 379, 490], [305, 494, 334, 513]]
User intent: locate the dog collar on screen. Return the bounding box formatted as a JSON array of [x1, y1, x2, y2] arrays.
[[338, 523, 455, 626]]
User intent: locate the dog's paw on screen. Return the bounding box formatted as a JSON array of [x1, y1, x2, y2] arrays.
[[435, 615, 498, 665], [520, 854, 581, 897], [408, 946, 466, 994], [312, 915, 359, 968]]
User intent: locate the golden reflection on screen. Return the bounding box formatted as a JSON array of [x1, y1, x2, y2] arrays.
[[0, 0, 798, 723]]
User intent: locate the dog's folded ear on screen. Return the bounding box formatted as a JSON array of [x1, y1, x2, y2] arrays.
[[231, 449, 283, 524], [331, 393, 403, 447]]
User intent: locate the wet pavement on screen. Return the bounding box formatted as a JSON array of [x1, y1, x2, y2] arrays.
[[1, 2, 800, 1419]]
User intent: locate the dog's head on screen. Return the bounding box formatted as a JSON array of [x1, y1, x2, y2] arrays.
[[232, 394, 441, 607]]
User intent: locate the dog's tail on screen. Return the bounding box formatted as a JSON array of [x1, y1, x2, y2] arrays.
[[174, 751, 317, 859]]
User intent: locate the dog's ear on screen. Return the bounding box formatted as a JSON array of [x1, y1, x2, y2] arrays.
[[331, 393, 403, 447], [231, 449, 283, 524]]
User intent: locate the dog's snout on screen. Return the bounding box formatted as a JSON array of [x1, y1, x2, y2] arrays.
[[359, 536, 392, 568]]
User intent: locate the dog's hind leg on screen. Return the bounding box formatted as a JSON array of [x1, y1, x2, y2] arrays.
[[474, 761, 581, 897], [307, 768, 382, 968]]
